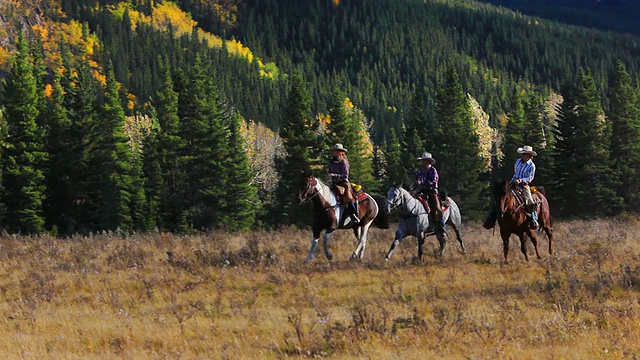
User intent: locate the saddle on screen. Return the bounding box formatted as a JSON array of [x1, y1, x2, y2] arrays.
[[510, 186, 541, 210], [416, 192, 450, 214], [333, 183, 367, 203]]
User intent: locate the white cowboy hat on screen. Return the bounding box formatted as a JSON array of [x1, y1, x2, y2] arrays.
[[517, 145, 537, 156], [416, 152, 436, 163], [332, 143, 347, 152]]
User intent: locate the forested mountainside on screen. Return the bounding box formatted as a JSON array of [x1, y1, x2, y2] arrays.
[[0, 0, 640, 234], [477, 0, 640, 36]]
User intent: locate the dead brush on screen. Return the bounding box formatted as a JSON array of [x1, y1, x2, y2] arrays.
[[282, 311, 328, 357], [19, 270, 56, 304], [106, 243, 147, 269]]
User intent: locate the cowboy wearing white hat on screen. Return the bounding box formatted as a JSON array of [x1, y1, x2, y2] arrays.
[[415, 152, 446, 231], [328, 143, 359, 225], [512, 145, 539, 229]]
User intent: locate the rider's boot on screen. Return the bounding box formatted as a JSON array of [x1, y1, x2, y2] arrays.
[[350, 201, 360, 225], [530, 210, 539, 230]]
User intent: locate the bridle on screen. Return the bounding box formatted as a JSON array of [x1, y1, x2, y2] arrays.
[[298, 179, 319, 204]]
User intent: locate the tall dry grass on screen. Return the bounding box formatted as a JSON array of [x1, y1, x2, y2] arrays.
[[0, 219, 639, 359]]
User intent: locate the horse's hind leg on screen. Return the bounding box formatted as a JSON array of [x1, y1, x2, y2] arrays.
[[519, 234, 529, 261], [436, 230, 447, 258], [450, 221, 466, 254], [528, 230, 541, 259], [418, 233, 426, 262], [322, 231, 335, 261], [544, 226, 554, 255], [385, 228, 405, 261]]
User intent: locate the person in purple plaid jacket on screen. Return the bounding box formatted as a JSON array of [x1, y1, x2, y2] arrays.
[[415, 152, 446, 230]]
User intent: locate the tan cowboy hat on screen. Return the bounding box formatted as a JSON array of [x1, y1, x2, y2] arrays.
[[332, 143, 347, 152], [416, 152, 436, 163], [517, 145, 537, 156]]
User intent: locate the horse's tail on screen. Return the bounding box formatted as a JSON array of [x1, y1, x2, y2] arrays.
[[372, 194, 390, 229]]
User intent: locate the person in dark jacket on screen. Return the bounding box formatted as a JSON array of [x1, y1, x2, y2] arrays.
[[415, 152, 445, 230], [328, 143, 359, 225]]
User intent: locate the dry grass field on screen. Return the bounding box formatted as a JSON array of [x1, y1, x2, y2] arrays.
[[1, 219, 640, 359]]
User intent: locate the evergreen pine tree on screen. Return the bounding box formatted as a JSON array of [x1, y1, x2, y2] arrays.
[[382, 128, 404, 190], [179, 55, 228, 229], [402, 88, 431, 179], [67, 59, 99, 233], [325, 90, 375, 189], [501, 87, 526, 176], [220, 113, 258, 230], [523, 93, 553, 186], [149, 62, 185, 231], [553, 72, 623, 217], [433, 68, 483, 217], [1, 32, 48, 233], [93, 64, 135, 231], [608, 62, 640, 211], [44, 73, 74, 234], [274, 73, 320, 226]]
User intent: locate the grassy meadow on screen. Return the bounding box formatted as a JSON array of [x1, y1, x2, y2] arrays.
[[0, 219, 640, 359]]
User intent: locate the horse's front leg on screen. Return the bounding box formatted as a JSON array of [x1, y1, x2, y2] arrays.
[[501, 230, 511, 264], [323, 231, 335, 261], [417, 232, 425, 262], [304, 229, 322, 264], [353, 221, 373, 259], [528, 230, 541, 259], [385, 228, 405, 261]]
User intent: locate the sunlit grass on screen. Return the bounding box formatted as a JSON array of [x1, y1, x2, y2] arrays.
[[0, 219, 639, 358]]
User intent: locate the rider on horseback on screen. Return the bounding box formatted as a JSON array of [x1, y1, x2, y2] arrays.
[[328, 144, 360, 225], [415, 152, 446, 231], [511, 145, 539, 229]]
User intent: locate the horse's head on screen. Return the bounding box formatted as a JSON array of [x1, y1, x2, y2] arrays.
[[386, 186, 403, 214], [297, 175, 318, 204], [498, 180, 516, 214]]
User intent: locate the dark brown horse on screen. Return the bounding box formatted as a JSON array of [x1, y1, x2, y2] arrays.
[[492, 180, 554, 263], [298, 175, 387, 263]]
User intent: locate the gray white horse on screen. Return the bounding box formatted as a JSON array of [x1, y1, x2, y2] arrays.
[[384, 186, 466, 261]]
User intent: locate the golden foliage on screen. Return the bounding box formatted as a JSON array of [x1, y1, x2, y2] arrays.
[[107, 1, 278, 79], [240, 119, 284, 192], [468, 94, 500, 169], [126, 93, 137, 111], [124, 113, 154, 154], [44, 83, 54, 99]]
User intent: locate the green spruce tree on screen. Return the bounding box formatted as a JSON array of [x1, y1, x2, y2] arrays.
[[178, 55, 228, 229], [44, 73, 74, 234], [325, 90, 375, 190], [220, 113, 258, 230], [382, 128, 404, 190], [93, 64, 135, 231], [402, 88, 432, 178], [433, 68, 483, 217], [553, 72, 623, 217], [501, 87, 526, 176], [523, 93, 553, 186], [1, 32, 48, 233], [274, 72, 320, 226], [608, 62, 640, 211]]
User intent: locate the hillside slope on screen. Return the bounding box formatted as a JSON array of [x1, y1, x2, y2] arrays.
[[477, 0, 640, 35]]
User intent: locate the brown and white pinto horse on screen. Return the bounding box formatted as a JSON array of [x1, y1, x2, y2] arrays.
[[298, 175, 386, 263], [494, 180, 554, 263]]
